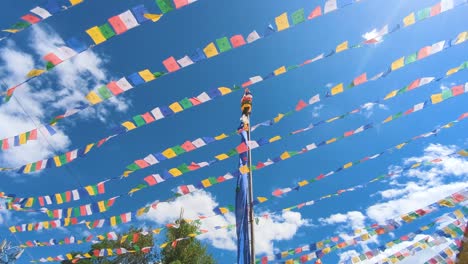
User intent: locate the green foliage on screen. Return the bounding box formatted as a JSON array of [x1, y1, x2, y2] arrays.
[[60, 219, 216, 264], [160, 219, 216, 264], [61, 227, 157, 264]]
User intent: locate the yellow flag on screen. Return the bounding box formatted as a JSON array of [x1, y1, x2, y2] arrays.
[[274, 66, 287, 76], [203, 42, 219, 58], [214, 133, 228, 140], [169, 102, 183, 113], [454, 31, 468, 44], [384, 90, 398, 100], [168, 168, 182, 177], [110, 216, 117, 227], [383, 116, 393, 123], [25, 197, 34, 207], [298, 180, 308, 187], [144, 13, 163, 22], [275, 13, 290, 31], [239, 165, 249, 174], [201, 179, 212, 187], [23, 163, 32, 174], [391, 57, 405, 71], [343, 162, 353, 169], [160, 242, 169, 248], [446, 67, 459, 76], [139, 69, 155, 82], [98, 201, 106, 212], [336, 41, 348, 53], [69, 0, 83, 5], [257, 197, 268, 203], [431, 93, 443, 104], [86, 26, 106, 45], [122, 121, 137, 131], [85, 91, 103, 105], [269, 135, 281, 143], [331, 83, 344, 95], [273, 113, 284, 123], [280, 151, 290, 160], [403, 12, 415, 26], [218, 87, 232, 95], [162, 148, 177, 159], [27, 69, 45, 78], [215, 153, 229, 161], [326, 138, 337, 144], [3, 29, 20, 33]]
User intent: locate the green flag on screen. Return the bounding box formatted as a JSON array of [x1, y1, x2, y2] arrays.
[[133, 115, 146, 127], [156, 0, 174, 14], [215, 37, 232, 53], [404, 53, 417, 64], [97, 85, 112, 99], [291, 9, 305, 25], [99, 23, 115, 39], [179, 97, 193, 109]]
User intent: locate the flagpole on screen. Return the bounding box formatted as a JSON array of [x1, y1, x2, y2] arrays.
[[247, 114, 256, 264]]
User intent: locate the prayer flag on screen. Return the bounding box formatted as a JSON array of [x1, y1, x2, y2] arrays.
[[203, 42, 219, 58], [86, 26, 106, 44], [163, 56, 180, 72], [230, 35, 246, 48], [308, 6, 322, 19], [275, 13, 290, 31]]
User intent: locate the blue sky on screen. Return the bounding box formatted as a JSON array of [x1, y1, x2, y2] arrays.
[[0, 0, 467, 263]]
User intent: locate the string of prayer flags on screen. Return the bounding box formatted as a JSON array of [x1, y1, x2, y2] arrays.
[[22, 217, 234, 251], [32, 246, 152, 263], [257, 191, 468, 262], [340, 210, 467, 264], [8, 218, 84, 233], [262, 151, 468, 213], [3, 0, 460, 105], [31, 223, 237, 262], [1, 180, 107, 210], [308, 220, 463, 264], [423, 241, 461, 264], [45, 197, 118, 219], [1, 0, 86, 41], [326, 34, 468, 97]]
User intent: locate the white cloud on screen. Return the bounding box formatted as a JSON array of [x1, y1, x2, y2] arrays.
[[141, 190, 310, 255], [319, 211, 366, 230], [0, 25, 130, 167], [312, 104, 324, 118], [367, 144, 468, 224], [362, 25, 388, 43], [361, 102, 388, 118]]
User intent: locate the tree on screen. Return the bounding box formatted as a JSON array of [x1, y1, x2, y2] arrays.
[[61, 227, 157, 264], [160, 219, 216, 264]]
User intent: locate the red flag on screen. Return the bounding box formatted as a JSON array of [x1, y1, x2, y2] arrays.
[[295, 100, 307, 111], [353, 73, 367, 86], [308, 6, 322, 19], [236, 142, 248, 153], [162, 57, 180, 73]]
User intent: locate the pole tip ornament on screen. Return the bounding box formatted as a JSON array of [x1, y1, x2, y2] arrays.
[[240, 88, 252, 116]]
